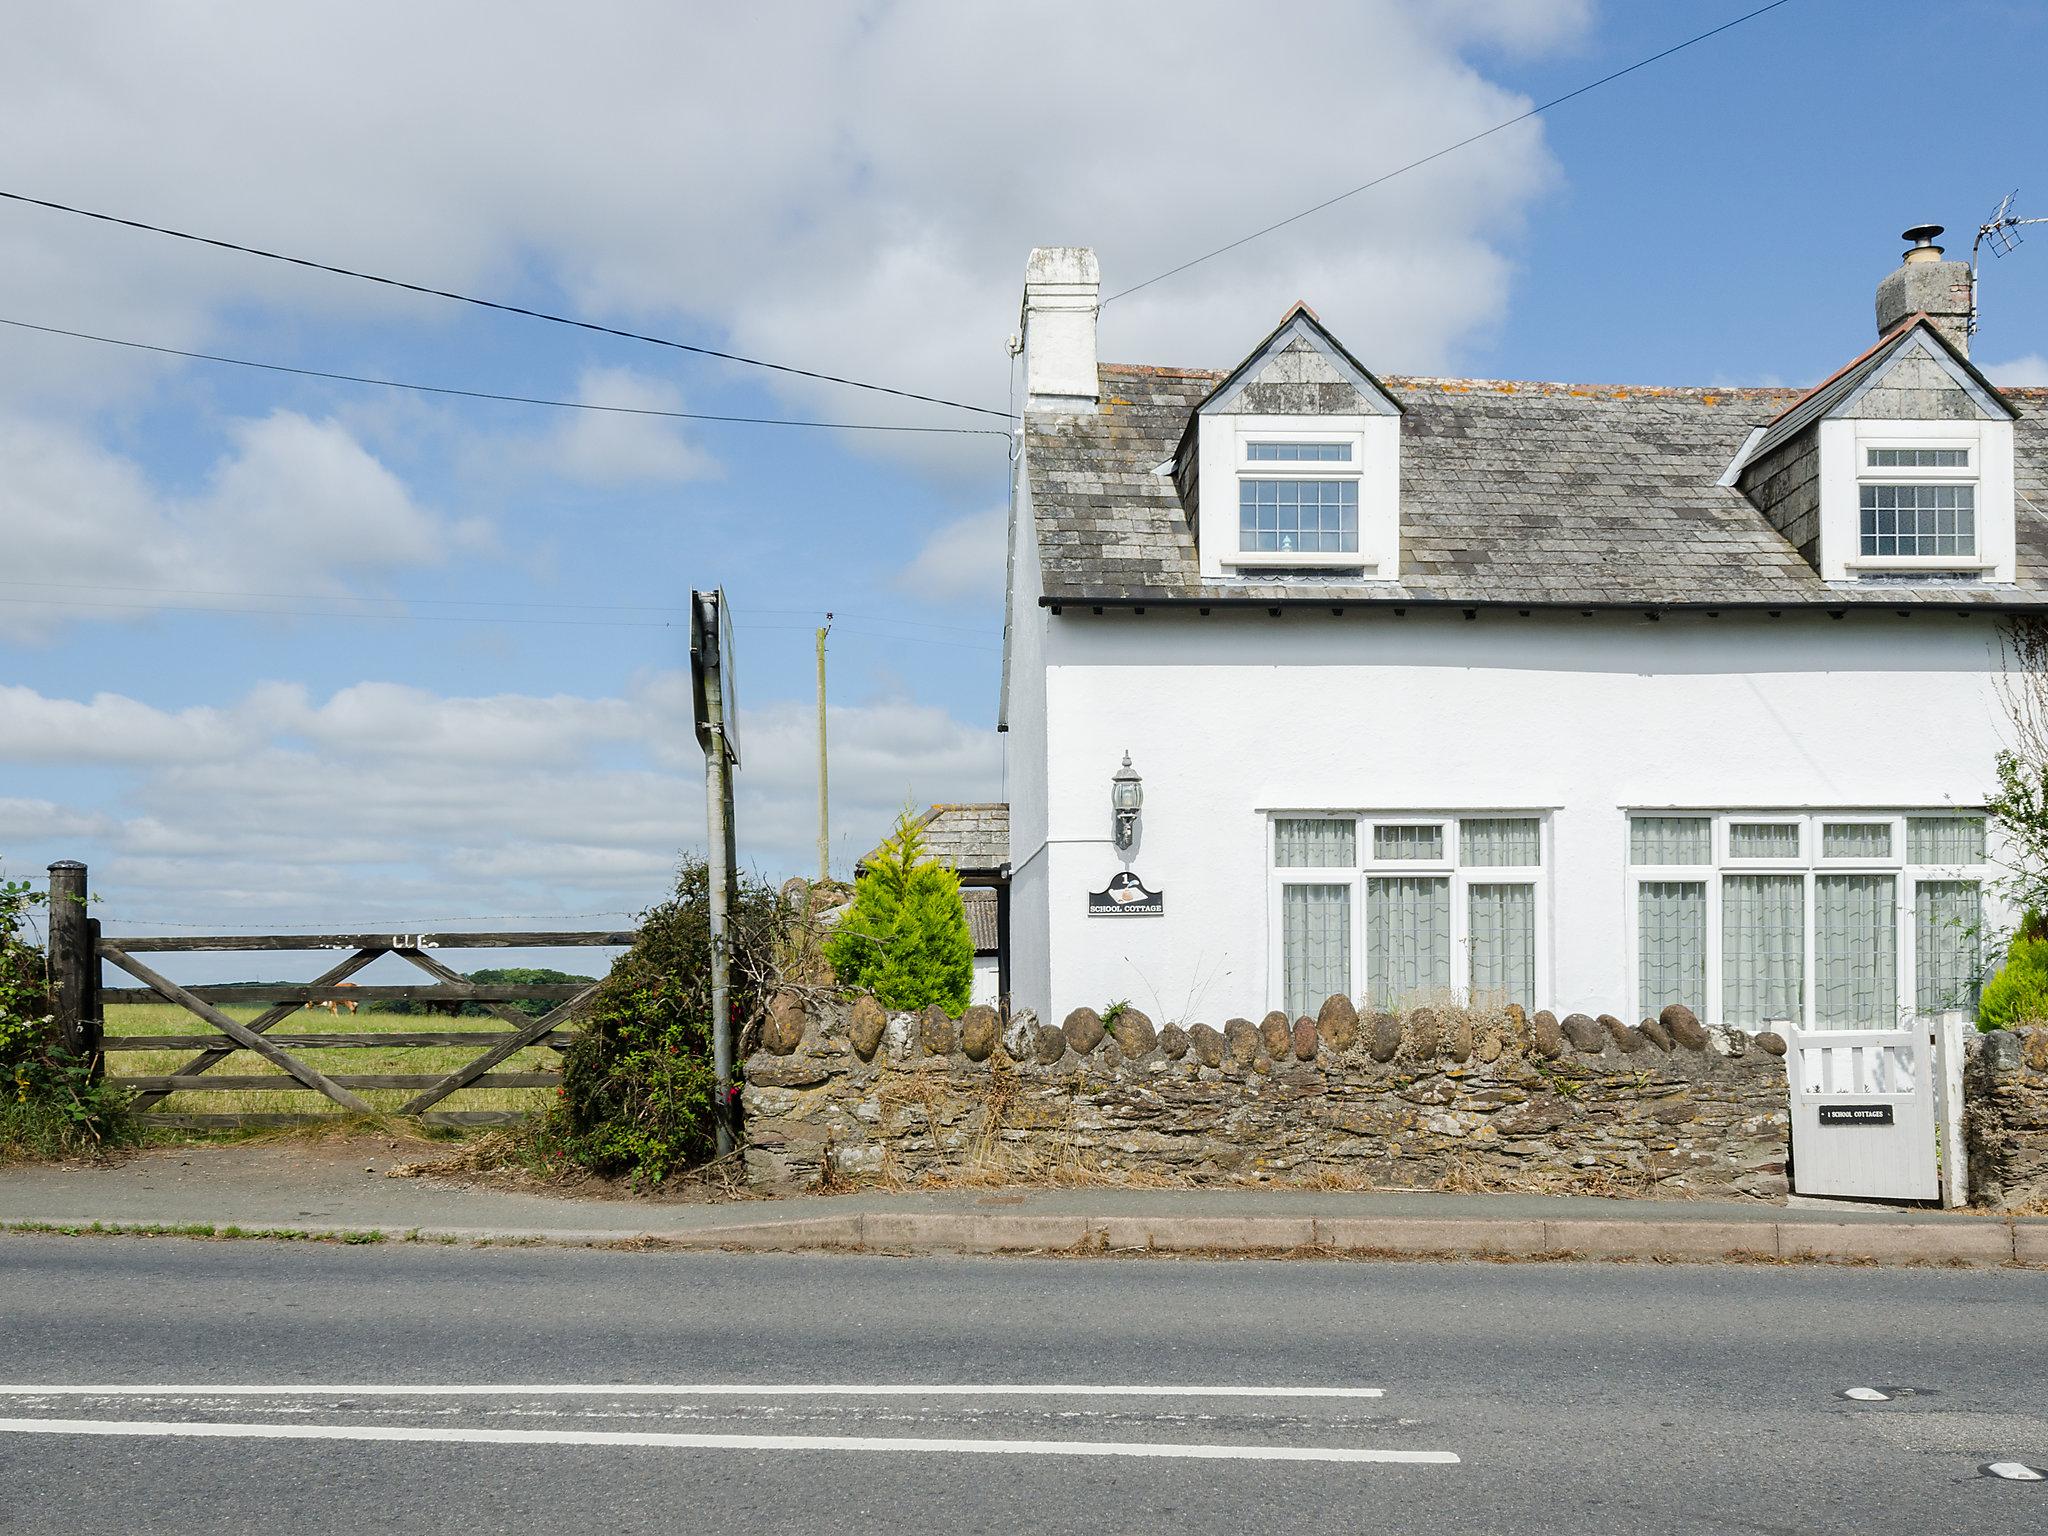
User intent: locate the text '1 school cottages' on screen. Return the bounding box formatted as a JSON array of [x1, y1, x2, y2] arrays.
[[995, 228, 2045, 1029]]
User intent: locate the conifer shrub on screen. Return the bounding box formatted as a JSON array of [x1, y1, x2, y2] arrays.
[[824, 810, 974, 1013]]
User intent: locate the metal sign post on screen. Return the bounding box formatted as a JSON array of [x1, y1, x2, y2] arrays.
[[690, 589, 740, 1157]]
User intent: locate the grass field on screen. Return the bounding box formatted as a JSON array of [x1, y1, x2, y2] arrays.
[[102, 1001, 563, 1123]]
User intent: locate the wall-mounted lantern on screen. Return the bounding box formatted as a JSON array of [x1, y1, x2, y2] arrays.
[[1111, 751, 1143, 851]]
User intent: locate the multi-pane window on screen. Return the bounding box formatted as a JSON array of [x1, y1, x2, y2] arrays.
[[1246, 441, 1351, 462], [1238, 479, 1358, 554], [1271, 814, 1543, 1017], [1857, 443, 1978, 562], [1630, 811, 1987, 1029], [1860, 484, 1976, 558]]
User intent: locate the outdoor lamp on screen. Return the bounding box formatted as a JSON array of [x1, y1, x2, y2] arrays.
[[1111, 751, 1143, 851]]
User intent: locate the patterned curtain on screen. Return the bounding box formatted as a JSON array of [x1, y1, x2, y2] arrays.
[[1821, 822, 1892, 859], [1908, 816, 1987, 865], [1638, 880, 1707, 1020], [1468, 883, 1535, 1010], [1372, 824, 1444, 862], [1274, 818, 1356, 868], [1630, 816, 1710, 865], [1283, 884, 1351, 1020], [1367, 876, 1451, 1008], [1722, 874, 1804, 1026], [1814, 874, 1897, 1028], [1460, 818, 1540, 867], [1914, 880, 1983, 1015], [1728, 822, 1800, 859]]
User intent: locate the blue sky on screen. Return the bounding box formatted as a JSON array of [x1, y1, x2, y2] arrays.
[[2, 0, 2046, 967]]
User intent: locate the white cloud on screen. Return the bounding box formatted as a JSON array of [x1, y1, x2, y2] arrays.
[[522, 367, 719, 486], [0, 407, 479, 641], [0, 672, 999, 927], [1985, 354, 2048, 387], [0, 1, 1586, 467], [899, 508, 1008, 602]]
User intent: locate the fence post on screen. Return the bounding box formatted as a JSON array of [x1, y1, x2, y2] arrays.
[[1932, 1010, 1969, 1209], [46, 860, 97, 1060]]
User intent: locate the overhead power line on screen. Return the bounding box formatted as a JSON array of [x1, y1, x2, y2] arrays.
[[1103, 0, 1799, 304], [0, 316, 1010, 437], [0, 190, 1012, 419]]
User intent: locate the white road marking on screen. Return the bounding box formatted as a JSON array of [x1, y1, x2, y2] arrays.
[[1986, 1461, 2045, 1482], [1842, 1387, 1890, 1402], [0, 1383, 1382, 1400], [0, 1417, 1457, 1464]]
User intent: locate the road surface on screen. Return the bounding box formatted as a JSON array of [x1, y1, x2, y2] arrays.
[[0, 1235, 2042, 1533]]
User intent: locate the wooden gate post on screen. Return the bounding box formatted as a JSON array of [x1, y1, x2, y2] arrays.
[[46, 860, 98, 1060]]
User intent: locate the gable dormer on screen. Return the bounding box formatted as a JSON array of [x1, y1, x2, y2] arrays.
[[1173, 305, 1403, 579], [1738, 230, 2020, 585]]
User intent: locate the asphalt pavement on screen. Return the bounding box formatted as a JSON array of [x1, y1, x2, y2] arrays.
[[0, 1234, 2043, 1534]]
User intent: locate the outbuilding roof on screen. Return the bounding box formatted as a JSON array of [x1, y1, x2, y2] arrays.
[[857, 802, 1009, 880], [1025, 364, 2048, 610]]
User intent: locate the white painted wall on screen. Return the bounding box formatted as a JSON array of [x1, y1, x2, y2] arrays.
[[1008, 607, 2011, 1023], [971, 954, 1001, 1007]]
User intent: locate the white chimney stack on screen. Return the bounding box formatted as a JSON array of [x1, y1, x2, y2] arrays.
[[1021, 246, 1099, 409]]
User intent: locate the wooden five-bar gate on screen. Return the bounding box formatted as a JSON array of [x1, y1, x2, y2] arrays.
[[45, 861, 632, 1127]]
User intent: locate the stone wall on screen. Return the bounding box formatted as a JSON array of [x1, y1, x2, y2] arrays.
[[1966, 1026, 2048, 1209], [742, 995, 1791, 1199]]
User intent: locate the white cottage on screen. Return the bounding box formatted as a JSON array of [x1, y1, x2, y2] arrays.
[[1000, 231, 2043, 1031]]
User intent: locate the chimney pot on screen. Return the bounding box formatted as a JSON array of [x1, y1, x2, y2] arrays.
[[1021, 247, 1100, 409]]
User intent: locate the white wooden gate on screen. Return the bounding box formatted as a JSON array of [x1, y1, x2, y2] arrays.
[[1783, 1023, 1953, 1202]]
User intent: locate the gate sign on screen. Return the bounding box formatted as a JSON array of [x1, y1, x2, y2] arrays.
[[1818, 1103, 1895, 1127], [1088, 871, 1162, 917]]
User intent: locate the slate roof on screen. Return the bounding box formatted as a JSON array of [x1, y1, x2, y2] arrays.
[[1026, 363, 2048, 609], [858, 803, 1008, 879]]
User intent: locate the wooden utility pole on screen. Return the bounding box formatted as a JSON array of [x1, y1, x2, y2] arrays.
[[690, 591, 740, 1158], [816, 613, 832, 883]]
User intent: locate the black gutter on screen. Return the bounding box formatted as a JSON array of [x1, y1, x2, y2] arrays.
[[1039, 595, 2048, 616]]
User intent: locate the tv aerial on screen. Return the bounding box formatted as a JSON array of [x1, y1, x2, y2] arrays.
[[1968, 191, 2048, 335]]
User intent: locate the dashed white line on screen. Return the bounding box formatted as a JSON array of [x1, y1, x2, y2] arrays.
[[0, 1417, 1458, 1464], [0, 1382, 1383, 1400]]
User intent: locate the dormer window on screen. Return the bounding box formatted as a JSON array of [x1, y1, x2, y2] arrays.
[[1239, 438, 1360, 556], [1858, 443, 1976, 563], [1175, 304, 1404, 581]]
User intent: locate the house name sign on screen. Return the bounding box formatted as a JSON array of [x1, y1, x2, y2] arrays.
[[1817, 1104, 1895, 1127], [1088, 871, 1163, 917]]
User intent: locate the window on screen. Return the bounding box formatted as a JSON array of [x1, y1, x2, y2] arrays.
[[1854, 441, 1978, 564], [1629, 812, 1987, 1029], [1239, 479, 1358, 554], [1270, 813, 1544, 1016], [1247, 441, 1351, 462], [1231, 431, 1367, 564], [1860, 484, 1975, 558]]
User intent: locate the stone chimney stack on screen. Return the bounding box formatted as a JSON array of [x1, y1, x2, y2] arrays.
[[1021, 247, 1099, 410], [1875, 224, 1973, 355]]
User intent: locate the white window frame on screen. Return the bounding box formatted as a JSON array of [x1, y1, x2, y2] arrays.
[[1198, 413, 1401, 579], [1818, 418, 2015, 581], [1266, 811, 1549, 1016], [1625, 809, 1989, 1029]]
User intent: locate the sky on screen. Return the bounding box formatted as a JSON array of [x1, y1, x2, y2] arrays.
[[3, 0, 2047, 977]]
